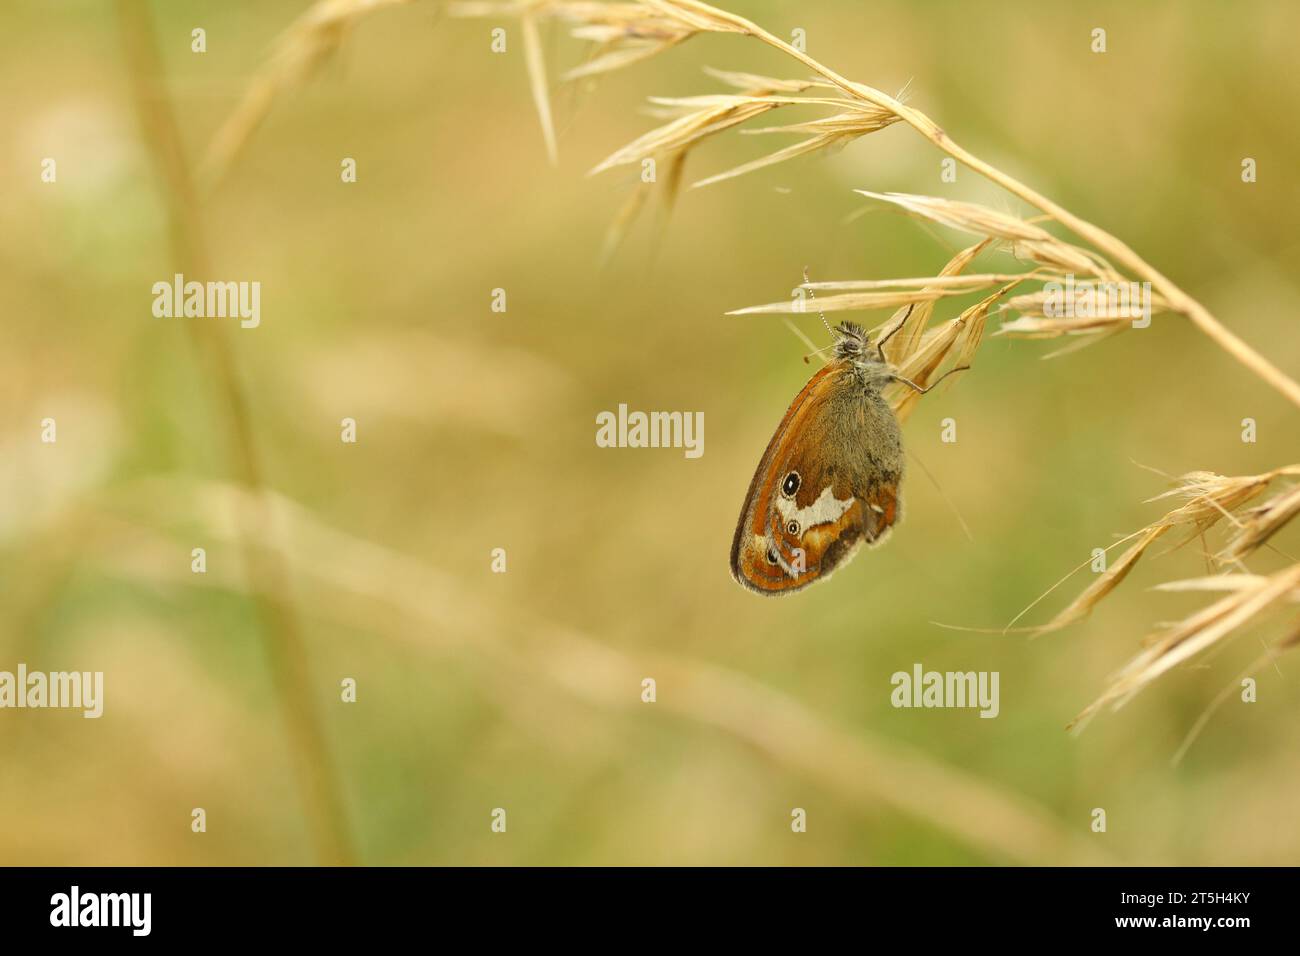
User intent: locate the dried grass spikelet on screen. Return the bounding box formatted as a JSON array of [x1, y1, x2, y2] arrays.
[[593, 70, 824, 255], [1033, 469, 1289, 634], [885, 282, 1015, 422], [729, 240, 1011, 421], [642, 0, 749, 34], [1008, 238, 1116, 280], [453, 2, 623, 167], [450, 0, 740, 169], [728, 287, 955, 317], [1148, 468, 1284, 542], [728, 241, 1002, 320], [853, 191, 1173, 356], [855, 190, 1163, 313], [592, 87, 900, 187], [464, 2, 907, 244], [1218, 479, 1300, 564], [704, 66, 833, 95], [873, 204, 1103, 284], [590, 92, 804, 175], [599, 153, 667, 262], [802, 273, 1029, 295], [202, 0, 416, 188], [520, 9, 559, 165], [1038, 525, 1172, 634], [856, 190, 1054, 244], [689, 100, 901, 188], [1070, 562, 1300, 730], [453, 0, 743, 82], [1153, 574, 1300, 602], [1052, 467, 1300, 732], [446, 4, 566, 167], [559, 2, 701, 79], [883, 240, 992, 365], [996, 289, 1171, 335]]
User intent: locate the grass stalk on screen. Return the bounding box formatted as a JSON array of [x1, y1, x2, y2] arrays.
[[115, 0, 354, 866], [659, 0, 1300, 408]]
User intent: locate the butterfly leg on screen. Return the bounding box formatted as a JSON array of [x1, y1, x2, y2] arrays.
[[875, 304, 914, 362], [892, 364, 970, 394]]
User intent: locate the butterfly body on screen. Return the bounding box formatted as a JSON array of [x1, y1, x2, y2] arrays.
[[730, 321, 905, 595]]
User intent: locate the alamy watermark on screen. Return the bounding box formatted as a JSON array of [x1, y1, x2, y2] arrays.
[[50, 886, 150, 936], [595, 404, 704, 459], [152, 273, 260, 329], [0, 664, 103, 718], [891, 663, 999, 718], [1043, 274, 1152, 328]]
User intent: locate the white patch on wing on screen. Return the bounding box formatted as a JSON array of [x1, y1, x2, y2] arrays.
[[774, 484, 853, 529]]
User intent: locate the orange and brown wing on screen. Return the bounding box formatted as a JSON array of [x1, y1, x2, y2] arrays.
[[730, 362, 901, 595]]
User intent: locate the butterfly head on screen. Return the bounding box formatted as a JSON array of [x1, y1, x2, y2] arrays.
[[832, 321, 884, 364]]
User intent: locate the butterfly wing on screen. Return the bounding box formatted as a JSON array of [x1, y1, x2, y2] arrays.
[[730, 361, 903, 595]]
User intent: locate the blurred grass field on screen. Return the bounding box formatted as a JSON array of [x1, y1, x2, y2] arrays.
[[1, 0, 1299, 865]]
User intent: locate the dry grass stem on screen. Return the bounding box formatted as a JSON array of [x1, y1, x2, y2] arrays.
[[116, 0, 355, 864], [445, 0, 1300, 406], [214, 0, 1300, 403]]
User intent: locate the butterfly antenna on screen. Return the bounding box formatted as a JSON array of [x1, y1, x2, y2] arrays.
[[803, 266, 835, 339]]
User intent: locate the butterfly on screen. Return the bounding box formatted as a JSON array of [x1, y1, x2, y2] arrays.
[[730, 306, 966, 595]]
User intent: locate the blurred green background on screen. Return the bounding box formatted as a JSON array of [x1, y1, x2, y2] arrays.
[[1, 0, 1298, 865]]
